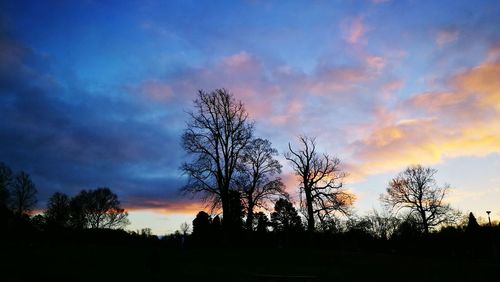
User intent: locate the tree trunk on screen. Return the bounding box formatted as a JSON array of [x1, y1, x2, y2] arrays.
[[245, 200, 254, 231], [420, 210, 429, 234], [221, 187, 230, 231], [304, 184, 315, 232]]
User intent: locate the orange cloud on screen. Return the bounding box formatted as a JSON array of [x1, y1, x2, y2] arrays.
[[125, 198, 206, 215], [349, 58, 500, 178]]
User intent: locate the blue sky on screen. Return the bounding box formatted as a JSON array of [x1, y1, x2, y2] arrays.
[[1, 0, 499, 234]]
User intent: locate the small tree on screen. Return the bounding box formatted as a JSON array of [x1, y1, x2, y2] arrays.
[[70, 188, 129, 229], [382, 165, 456, 234], [192, 211, 211, 236], [236, 138, 287, 231], [271, 198, 303, 232], [10, 171, 37, 215], [180, 222, 191, 235], [255, 212, 270, 232], [45, 192, 71, 228], [466, 212, 480, 232]]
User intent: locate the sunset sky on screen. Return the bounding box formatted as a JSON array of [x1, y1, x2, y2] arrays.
[[1, 0, 499, 234]]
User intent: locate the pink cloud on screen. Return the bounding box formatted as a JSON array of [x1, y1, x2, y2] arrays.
[[305, 66, 368, 94], [365, 56, 386, 72], [348, 59, 500, 178], [137, 79, 173, 102], [487, 43, 500, 62], [342, 17, 368, 44], [436, 29, 460, 47]]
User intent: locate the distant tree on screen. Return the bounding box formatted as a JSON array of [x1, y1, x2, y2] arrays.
[[69, 188, 129, 229], [180, 222, 191, 235], [181, 89, 253, 231], [393, 214, 422, 239], [285, 136, 353, 232], [192, 211, 211, 235], [255, 212, 270, 232], [140, 228, 153, 237], [271, 198, 303, 232], [382, 165, 457, 234], [466, 212, 480, 232], [30, 214, 46, 230], [0, 162, 13, 209], [45, 192, 71, 228], [69, 190, 90, 229], [363, 209, 401, 240], [236, 138, 287, 231], [10, 171, 37, 215], [345, 217, 373, 237], [211, 215, 222, 233]]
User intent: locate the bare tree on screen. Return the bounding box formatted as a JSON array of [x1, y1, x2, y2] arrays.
[[381, 165, 457, 234], [181, 89, 253, 230], [45, 192, 71, 228], [236, 138, 287, 230], [285, 136, 352, 232], [70, 188, 129, 229], [10, 171, 37, 215], [363, 209, 401, 240], [180, 222, 191, 235]]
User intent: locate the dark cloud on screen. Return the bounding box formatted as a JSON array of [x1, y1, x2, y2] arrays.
[[0, 23, 186, 209]]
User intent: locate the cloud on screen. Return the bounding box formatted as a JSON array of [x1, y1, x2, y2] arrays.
[[342, 17, 368, 45], [436, 29, 460, 47], [135, 79, 173, 102], [0, 26, 187, 207], [124, 197, 206, 215], [348, 57, 500, 178]]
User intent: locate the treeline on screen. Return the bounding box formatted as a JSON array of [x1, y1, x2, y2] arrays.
[[0, 162, 129, 237], [180, 89, 495, 236]]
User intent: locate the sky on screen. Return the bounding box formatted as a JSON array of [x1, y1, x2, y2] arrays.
[[1, 0, 499, 234]]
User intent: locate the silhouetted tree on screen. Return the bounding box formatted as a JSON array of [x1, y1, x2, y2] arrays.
[[382, 165, 456, 234], [45, 192, 71, 228], [393, 214, 422, 239], [69, 190, 90, 229], [359, 209, 401, 240], [10, 171, 37, 215], [0, 162, 13, 209], [181, 89, 253, 231], [69, 188, 129, 229], [271, 198, 303, 232], [192, 211, 211, 235], [466, 212, 480, 232], [211, 215, 222, 233], [255, 212, 270, 232], [285, 136, 352, 232], [236, 138, 287, 231], [180, 222, 191, 235]]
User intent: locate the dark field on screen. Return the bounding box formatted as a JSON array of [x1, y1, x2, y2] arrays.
[[2, 240, 498, 282]]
